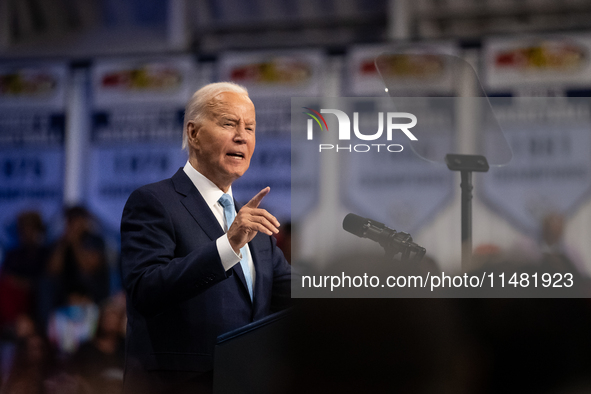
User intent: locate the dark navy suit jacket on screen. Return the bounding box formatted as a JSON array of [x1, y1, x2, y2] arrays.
[[120, 168, 291, 378]]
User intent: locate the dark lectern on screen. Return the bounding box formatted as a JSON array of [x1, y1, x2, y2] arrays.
[[213, 309, 292, 393]]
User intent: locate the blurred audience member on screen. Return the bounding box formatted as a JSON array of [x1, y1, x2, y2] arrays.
[[47, 288, 99, 357], [510, 212, 586, 275], [0, 332, 54, 394], [0, 314, 38, 388], [539, 212, 585, 274], [0, 211, 49, 331], [68, 295, 126, 394], [47, 206, 110, 309], [472, 243, 503, 270]]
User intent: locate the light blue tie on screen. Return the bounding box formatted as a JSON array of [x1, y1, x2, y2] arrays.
[[218, 194, 253, 300]]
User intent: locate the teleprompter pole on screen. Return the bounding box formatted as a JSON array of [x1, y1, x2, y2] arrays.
[[460, 170, 473, 272], [445, 154, 489, 273]]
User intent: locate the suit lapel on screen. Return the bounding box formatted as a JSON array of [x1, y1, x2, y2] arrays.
[[172, 168, 252, 301], [172, 169, 224, 241]]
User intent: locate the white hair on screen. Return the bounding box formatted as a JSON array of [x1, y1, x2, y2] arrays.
[[182, 82, 249, 152]]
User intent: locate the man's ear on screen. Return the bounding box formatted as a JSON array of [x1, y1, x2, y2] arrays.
[[186, 121, 200, 151]]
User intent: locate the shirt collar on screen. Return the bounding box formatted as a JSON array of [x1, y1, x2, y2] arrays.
[[183, 161, 233, 209]]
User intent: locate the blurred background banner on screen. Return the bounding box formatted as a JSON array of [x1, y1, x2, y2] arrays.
[[87, 56, 197, 233], [0, 62, 68, 248], [483, 34, 591, 94], [344, 42, 459, 96], [479, 35, 591, 236], [218, 50, 325, 221], [482, 97, 591, 235]]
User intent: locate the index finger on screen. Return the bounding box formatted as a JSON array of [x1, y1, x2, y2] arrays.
[[245, 187, 270, 208]]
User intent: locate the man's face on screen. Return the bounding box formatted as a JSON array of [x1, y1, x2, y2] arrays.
[[188, 91, 256, 191]]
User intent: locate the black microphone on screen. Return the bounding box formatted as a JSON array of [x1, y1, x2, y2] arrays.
[[343, 213, 394, 245], [342, 213, 426, 262]]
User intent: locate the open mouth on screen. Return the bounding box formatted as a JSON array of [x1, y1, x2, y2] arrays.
[[227, 152, 245, 159]]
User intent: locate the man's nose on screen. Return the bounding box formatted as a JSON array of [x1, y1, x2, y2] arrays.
[[233, 123, 247, 141]]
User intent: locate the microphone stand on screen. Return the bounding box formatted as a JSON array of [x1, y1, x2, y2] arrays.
[[382, 231, 426, 264]]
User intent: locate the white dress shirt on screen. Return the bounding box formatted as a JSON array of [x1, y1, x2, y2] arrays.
[[183, 161, 256, 289]]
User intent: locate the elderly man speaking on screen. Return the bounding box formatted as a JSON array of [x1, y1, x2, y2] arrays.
[[120, 82, 292, 393]]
